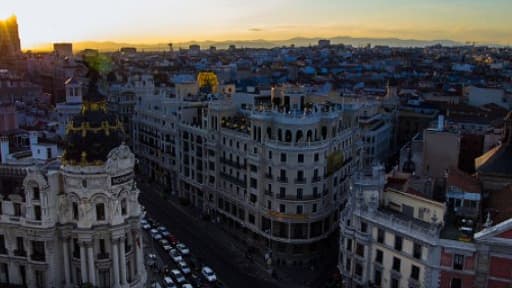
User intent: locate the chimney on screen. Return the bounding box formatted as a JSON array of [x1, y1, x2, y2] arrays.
[[1, 136, 9, 164]]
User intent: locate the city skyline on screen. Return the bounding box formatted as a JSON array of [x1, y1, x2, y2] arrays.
[[2, 0, 512, 50]]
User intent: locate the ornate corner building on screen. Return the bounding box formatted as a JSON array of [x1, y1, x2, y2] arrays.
[[0, 76, 146, 287]]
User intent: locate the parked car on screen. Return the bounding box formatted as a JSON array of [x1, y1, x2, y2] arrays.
[[201, 266, 217, 282], [142, 223, 152, 230], [163, 276, 177, 288], [170, 269, 186, 284], [152, 233, 163, 241], [178, 261, 191, 274], [157, 226, 168, 232], [147, 253, 157, 268], [162, 245, 173, 252], [167, 234, 179, 246], [176, 243, 190, 255], [181, 284, 194, 288], [159, 239, 170, 246], [169, 249, 183, 263]]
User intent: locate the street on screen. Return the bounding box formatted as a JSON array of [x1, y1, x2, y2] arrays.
[[139, 185, 282, 288]]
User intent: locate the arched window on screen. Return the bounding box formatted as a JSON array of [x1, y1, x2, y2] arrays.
[[285, 130, 292, 143], [296, 130, 303, 143], [307, 130, 313, 142], [321, 126, 327, 140]]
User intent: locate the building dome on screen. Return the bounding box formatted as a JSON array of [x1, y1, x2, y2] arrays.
[[63, 77, 124, 165]]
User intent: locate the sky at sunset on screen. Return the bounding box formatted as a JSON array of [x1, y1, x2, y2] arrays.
[[1, 0, 511, 49]]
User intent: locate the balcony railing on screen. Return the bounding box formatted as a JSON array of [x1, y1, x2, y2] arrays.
[[294, 178, 307, 184], [277, 177, 288, 183], [312, 176, 322, 183], [265, 174, 273, 180]]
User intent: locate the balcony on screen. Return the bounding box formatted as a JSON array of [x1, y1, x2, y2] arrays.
[[31, 253, 46, 262], [264, 190, 273, 197], [265, 174, 273, 180], [14, 249, 26, 257], [312, 176, 322, 183], [294, 178, 307, 184], [277, 177, 288, 183]]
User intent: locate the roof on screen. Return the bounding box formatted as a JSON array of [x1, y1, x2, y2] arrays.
[[475, 111, 512, 177], [486, 184, 512, 225], [447, 167, 481, 194]]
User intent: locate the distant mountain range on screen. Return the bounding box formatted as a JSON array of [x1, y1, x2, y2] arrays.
[[29, 36, 485, 52]]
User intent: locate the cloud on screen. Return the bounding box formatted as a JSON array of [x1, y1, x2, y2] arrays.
[[249, 28, 263, 32]]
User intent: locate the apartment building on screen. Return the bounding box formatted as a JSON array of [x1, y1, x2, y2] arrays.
[[133, 76, 361, 265]]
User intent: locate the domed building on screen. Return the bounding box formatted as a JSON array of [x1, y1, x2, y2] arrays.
[[0, 71, 146, 287]]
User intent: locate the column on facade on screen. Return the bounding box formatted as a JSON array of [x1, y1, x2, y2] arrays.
[[87, 243, 96, 286], [79, 243, 88, 284], [134, 231, 144, 280], [112, 239, 120, 287], [119, 237, 127, 285], [62, 238, 71, 286]]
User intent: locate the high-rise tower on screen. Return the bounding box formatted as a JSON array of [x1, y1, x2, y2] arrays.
[[0, 15, 21, 56]]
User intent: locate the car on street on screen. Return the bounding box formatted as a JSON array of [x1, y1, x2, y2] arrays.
[[167, 234, 179, 246], [170, 269, 186, 284], [152, 233, 163, 241], [162, 245, 173, 252], [147, 253, 157, 268], [163, 276, 177, 288], [169, 249, 183, 263], [157, 226, 168, 233], [159, 239, 170, 246], [181, 284, 194, 288], [176, 243, 190, 255], [201, 266, 217, 283], [142, 223, 152, 230], [178, 261, 191, 275]]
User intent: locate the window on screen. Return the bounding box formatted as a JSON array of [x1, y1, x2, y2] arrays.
[[394, 235, 403, 251], [279, 187, 285, 198], [355, 263, 363, 277], [296, 188, 303, 200], [356, 243, 364, 257], [360, 221, 367, 233], [267, 201, 271, 210], [279, 204, 285, 213], [0, 235, 6, 254], [346, 239, 352, 251], [250, 178, 257, 189], [312, 203, 317, 213], [392, 257, 401, 272], [411, 265, 420, 280], [413, 243, 422, 259], [345, 258, 351, 272], [298, 154, 304, 163], [96, 203, 105, 221], [314, 153, 319, 162], [34, 206, 41, 221], [31, 241, 45, 261], [13, 203, 21, 217], [268, 151, 272, 159], [450, 278, 462, 288], [249, 214, 255, 224], [453, 254, 464, 270], [33, 187, 40, 200], [121, 199, 127, 215], [296, 205, 303, 214], [375, 249, 383, 264], [377, 229, 384, 243], [373, 269, 382, 286], [72, 202, 79, 220], [280, 153, 287, 162], [391, 278, 399, 288]]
